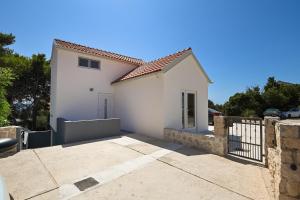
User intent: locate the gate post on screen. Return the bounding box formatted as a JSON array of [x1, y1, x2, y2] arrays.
[[214, 116, 228, 156], [266, 119, 300, 199], [276, 121, 300, 199], [264, 116, 280, 167]]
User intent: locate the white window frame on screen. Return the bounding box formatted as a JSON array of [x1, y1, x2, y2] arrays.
[[181, 90, 197, 131], [78, 57, 101, 70]]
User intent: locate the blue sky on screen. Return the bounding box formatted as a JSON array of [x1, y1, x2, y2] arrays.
[[1, 0, 299, 104]]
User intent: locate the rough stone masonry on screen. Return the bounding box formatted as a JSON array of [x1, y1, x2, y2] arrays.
[[164, 116, 228, 156], [266, 118, 300, 200]]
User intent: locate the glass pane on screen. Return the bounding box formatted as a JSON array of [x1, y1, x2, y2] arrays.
[[187, 93, 195, 128], [90, 60, 100, 69], [181, 92, 185, 129], [79, 58, 89, 67]]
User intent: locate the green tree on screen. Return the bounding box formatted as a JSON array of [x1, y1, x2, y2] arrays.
[[0, 68, 14, 126], [223, 77, 300, 117], [214, 104, 224, 113], [208, 99, 224, 113], [262, 87, 288, 110], [0, 33, 15, 56], [242, 109, 256, 117], [208, 99, 215, 108], [0, 32, 50, 130], [8, 54, 50, 130], [244, 86, 265, 116], [0, 33, 16, 126], [264, 77, 279, 91], [262, 77, 300, 111], [223, 86, 264, 117]]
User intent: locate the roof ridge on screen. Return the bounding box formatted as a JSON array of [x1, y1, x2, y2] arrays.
[[54, 39, 144, 63], [146, 47, 192, 64]]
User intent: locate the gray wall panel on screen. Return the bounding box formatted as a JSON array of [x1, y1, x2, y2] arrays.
[[57, 118, 121, 144]]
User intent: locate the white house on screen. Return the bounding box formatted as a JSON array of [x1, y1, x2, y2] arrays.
[[50, 39, 212, 140]]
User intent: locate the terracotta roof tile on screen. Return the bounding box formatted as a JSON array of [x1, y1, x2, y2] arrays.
[[54, 39, 144, 66], [112, 47, 192, 83]]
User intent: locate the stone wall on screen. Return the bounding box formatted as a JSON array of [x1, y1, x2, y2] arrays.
[[164, 128, 226, 155], [0, 126, 19, 139], [164, 116, 227, 156], [0, 126, 22, 156], [266, 119, 300, 200]]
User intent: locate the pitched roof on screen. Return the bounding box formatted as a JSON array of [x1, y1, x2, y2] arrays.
[[54, 39, 144, 66], [112, 47, 192, 83], [53, 39, 210, 83]]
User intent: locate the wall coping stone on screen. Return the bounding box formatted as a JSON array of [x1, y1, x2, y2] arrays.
[[165, 128, 215, 137], [164, 128, 226, 156], [279, 120, 300, 126]]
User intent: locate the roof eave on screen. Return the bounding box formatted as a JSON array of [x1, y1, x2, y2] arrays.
[[190, 52, 213, 84], [111, 70, 162, 85], [161, 49, 193, 73], [53, 39, 143, 66], [161, 49, 213, 84]]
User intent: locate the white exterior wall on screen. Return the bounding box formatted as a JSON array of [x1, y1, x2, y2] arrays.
[[163, 54, 208, 132], [50, 48, 137, 131], [50, 46, 209, 138], [113, 74, 164, 139], [50, 45, 58, 130], [113, 54, 209, 139]]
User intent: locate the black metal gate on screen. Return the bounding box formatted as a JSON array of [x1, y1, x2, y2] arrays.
[[227, 117, 264, 162]]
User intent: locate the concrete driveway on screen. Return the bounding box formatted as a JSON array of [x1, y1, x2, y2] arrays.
[[0, 134, 274, 200]]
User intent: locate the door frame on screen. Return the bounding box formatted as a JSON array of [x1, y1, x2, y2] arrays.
[[97, 92, 114, 119], [181, 90, 197, 131]]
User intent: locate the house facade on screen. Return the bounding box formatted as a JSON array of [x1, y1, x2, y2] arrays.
[[50, 39, 211, 139]]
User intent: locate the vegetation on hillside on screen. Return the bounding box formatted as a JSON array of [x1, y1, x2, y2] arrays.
[[209, 77, 300, 117]]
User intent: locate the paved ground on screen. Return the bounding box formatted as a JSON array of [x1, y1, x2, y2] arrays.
[[0, 134, 274, 200]]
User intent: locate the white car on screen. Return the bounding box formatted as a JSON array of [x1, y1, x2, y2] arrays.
[[283, 108, 300, 118]]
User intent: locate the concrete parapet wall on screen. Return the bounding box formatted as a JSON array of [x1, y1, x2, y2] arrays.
[[57, 118, 121, 144]]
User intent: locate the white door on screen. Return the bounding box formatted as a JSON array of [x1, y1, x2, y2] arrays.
[[97, 93, 113, 119], [181, 91, 197, 130]]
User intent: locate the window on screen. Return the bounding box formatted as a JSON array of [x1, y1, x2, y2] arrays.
[[90, 60, 100, 69], [79, 58, 89, 67], [78, 57, 100, 69]]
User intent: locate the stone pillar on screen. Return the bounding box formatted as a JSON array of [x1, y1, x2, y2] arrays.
[[214, 116, 228, 155], [276, 121, 300, 199], [265, 117, 280, 167], [0, 126, 22, 156]]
